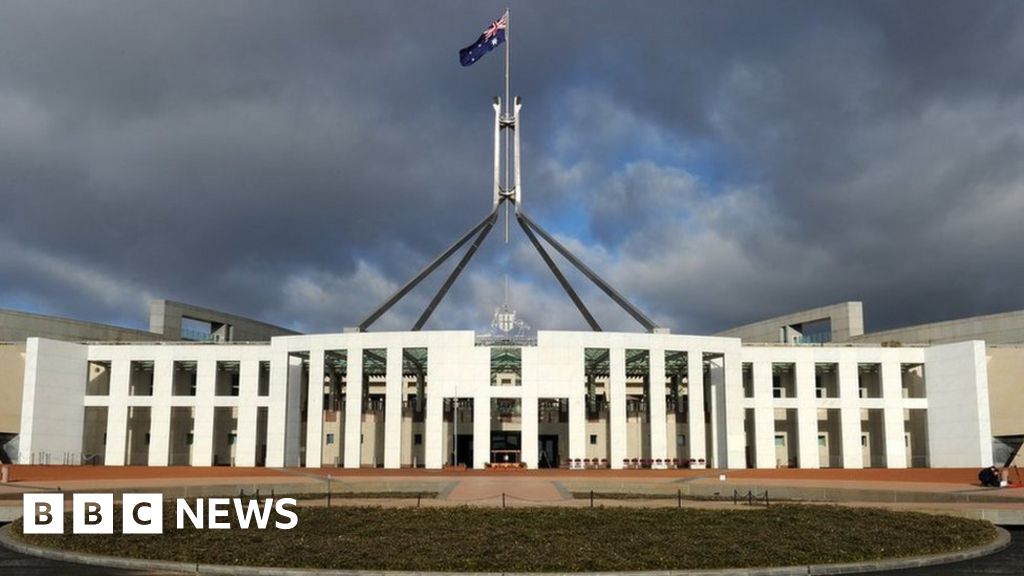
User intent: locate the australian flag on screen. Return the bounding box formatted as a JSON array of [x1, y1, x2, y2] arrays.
[[459, 12, 507, 67]]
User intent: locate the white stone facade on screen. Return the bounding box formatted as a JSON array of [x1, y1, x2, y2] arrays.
[[17, 331, 993, 469]]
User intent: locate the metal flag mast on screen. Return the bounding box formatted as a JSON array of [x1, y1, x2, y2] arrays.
[[358, 9, 660, 334]]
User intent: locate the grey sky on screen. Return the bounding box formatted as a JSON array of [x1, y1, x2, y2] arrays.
[[1, 1, 1023, 335]]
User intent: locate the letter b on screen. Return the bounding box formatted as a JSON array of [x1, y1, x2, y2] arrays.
[[73, 494, 113, 534], [22, 494, 64, 534]]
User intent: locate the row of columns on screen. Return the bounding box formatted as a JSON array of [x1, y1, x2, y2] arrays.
[[93, 357, 278, 467], [747, 360, 914, 469], [296, 346, 731, 469]]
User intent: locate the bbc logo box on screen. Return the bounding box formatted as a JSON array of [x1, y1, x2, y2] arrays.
[[23, 493, 163, 535]]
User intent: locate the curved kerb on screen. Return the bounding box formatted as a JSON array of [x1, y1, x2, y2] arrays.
[[0, 523, 1011, 576]]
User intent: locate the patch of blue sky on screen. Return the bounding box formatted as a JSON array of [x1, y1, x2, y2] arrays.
[[0, 292, 46, 315]]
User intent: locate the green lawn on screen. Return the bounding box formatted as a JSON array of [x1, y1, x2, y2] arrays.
[[14, 505, 997, 572]]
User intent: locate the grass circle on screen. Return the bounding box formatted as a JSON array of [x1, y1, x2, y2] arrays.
[[15, 504, 998, 572]]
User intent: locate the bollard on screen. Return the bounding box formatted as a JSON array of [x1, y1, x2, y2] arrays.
[[733, 489, 738, 505], [502, 492, 506, 508], [327, 474, 332, 508], [764, 491, 769, 507], [590, 489, 594, 508], [677, 488, 682, 509], [1, 465, 8, 484], [417, 492, 422, 508]]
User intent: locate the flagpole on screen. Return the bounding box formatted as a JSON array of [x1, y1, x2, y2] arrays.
[[503, 8, 511, 244]]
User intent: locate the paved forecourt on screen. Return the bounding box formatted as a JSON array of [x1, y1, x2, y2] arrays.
[[1, 465, 1022, 523]]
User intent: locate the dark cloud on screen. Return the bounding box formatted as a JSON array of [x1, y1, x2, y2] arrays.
[[1, 1, 1023, 336]]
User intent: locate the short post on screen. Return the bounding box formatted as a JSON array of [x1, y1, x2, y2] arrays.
[[502, 492, 506, 508], [747, 490, 753, 506], [677, 488, 682, 509], [764, 491, 769, 507], [733, 489, 738, 505], [417, 492, 422, 508], [327, 474, 332, 508], [1, 466, 8, 484], [590, 489, 594, 508]]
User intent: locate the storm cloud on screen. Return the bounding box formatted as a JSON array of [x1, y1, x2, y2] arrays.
[[1, 1, 1023, 336]]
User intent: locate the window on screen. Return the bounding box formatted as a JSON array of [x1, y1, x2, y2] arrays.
[[326, 433, 335, 445], [774, 435, 786, 447], [258, 361, 271, 396], [773, 387, 783, 399], [589, 434, 598, 445], [228, 433, 237, 446], [414, 433, 423, 445], [677, 434, 686, 447]]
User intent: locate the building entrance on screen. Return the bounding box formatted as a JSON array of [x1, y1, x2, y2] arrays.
[[454, 434, 473, 468], [538, 434, 559, 468], [490, 431, 521, 466]]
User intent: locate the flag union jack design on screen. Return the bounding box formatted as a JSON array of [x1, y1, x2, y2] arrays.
[[483, 13, 508, 43], [459, 12, 508, 67]]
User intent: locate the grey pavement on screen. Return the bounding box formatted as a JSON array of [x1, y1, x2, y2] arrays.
[[0, 523, 168, 575], [876, 527, 1023, 575]]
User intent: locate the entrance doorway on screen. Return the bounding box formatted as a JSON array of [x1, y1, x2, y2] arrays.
[[538, 434, 559, 468], [454, 434, 473, 468], [491, 431, 521, 465], [774, 433, 788, 467]]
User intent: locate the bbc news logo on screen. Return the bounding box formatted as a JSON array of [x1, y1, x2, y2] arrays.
[[23, 494, 298, 534]]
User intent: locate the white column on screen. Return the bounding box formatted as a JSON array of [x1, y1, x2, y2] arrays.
[[147, 358, 172, 466], [686, 349, 706, 466], [384, 347, 403, 469], [104, 404, 128, 466], [881, 359, 907, 468], [609, 347, 627, 469], [649, 348, 667, 466], [235, 359, 259, 467], [104, 358, 131, 466], [424, 358, 443, 469], [344, 346, 363, 468], [838, 360, 863, 469], [264, 350, 290, 467], [191, 360, 216, 467], [722, 352, 746, 469], [753, 360, 775, 468], [795, 359, 819, 469], [305, 348, 325, 468], [473, 394, 490, 469], [521, 396, 538, 468]]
